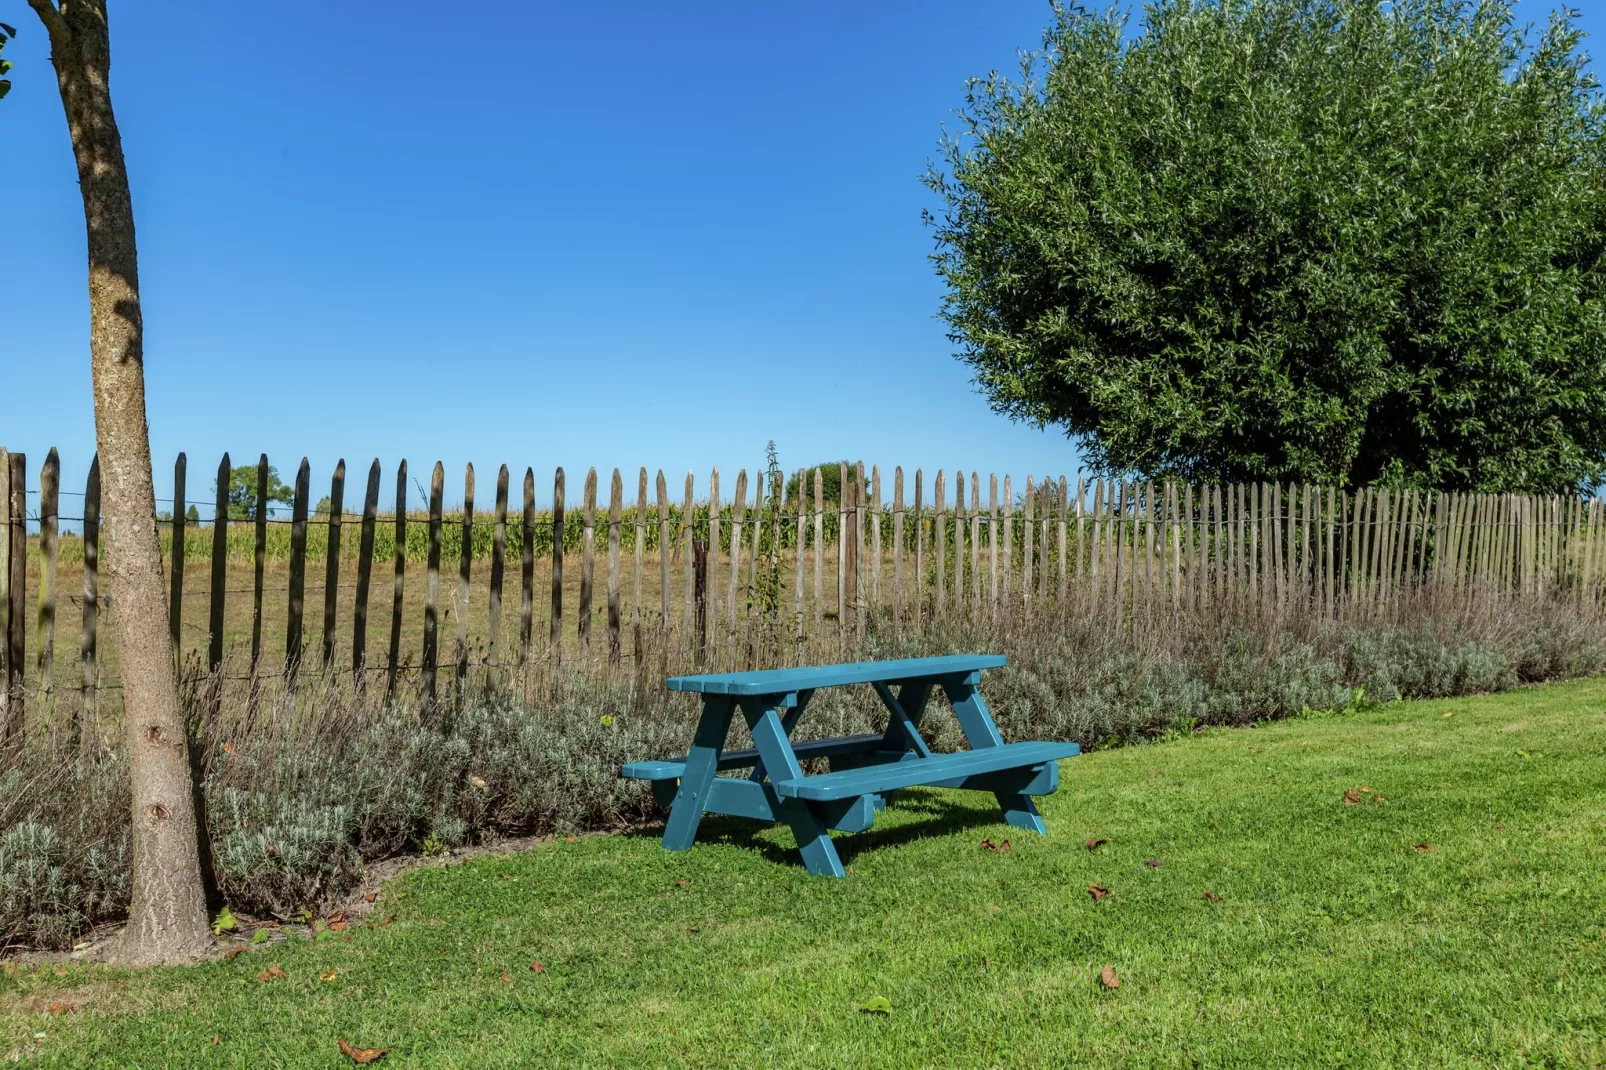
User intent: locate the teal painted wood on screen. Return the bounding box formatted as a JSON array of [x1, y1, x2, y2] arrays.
[[620, 731, 884, 782], [666, 653, 1006, 695], [660, 695, 733, 851], [820, 793, 884, 833], [742, 698, 845, 878], [945, 679, 1048, 833], [872, 680, 933, 759], [771, 741, 1077, 801]]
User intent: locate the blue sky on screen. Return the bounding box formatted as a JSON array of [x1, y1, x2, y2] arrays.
[[4, 0, 1601, 514]]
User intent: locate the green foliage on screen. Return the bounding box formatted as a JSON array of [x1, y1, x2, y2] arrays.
[[928, 0, 1606, 492], [0, 21, 16, 101], [785, 462, 857, 504], [221, 463, 295, 520]]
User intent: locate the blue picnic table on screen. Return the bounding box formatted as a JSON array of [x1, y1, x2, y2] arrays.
[[620, 654, 1079, 877]]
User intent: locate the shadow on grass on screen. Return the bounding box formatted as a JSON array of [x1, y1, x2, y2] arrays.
[[623, 787, 1007, 870]]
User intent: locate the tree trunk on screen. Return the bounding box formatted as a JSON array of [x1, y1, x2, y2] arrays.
[[29, 0, 212, 965]]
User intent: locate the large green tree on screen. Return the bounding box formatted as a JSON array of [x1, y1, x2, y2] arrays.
[[928, 0, 1606, 492]]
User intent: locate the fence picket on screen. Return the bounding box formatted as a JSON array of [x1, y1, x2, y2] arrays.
[[521, 468, 535, 663], [489, 464, 509, 676], [934, 470, 947, 618], [30, 450, 58, 699], [422, 461, 443, 704], [169, 452, 185, 653], [386, 461, 407, 698], [456, 464, 474, 701], [208, 453, 230, 683], [728, 469, 746, 634], [580, 468, 597, 657], [287, 458, 311, 678], [323, 459, 347, 669], [552, 468, 566, 660], [353, 459, 380, 682], [608, 467, 622, 665], [251, 456, 268, 675], [80, 457, 100, 751]]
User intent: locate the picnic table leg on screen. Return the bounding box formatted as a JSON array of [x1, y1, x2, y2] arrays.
[[742, 697, 845, 878], [944, 679, 1048, 835], [662, 695, 734, 851]]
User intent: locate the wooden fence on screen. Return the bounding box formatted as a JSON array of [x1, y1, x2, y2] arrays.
[[1, 446, 1601, 743]]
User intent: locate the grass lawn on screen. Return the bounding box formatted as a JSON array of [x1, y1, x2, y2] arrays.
[[5, 679, 1606, 1067]]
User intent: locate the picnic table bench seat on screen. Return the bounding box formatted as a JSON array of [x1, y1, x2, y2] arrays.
[[620, 654, 1078, 877]]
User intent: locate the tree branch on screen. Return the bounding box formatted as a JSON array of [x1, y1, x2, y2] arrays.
[[25, 0, 70, 50]]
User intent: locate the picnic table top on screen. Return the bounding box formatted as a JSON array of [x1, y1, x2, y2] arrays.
[[665, 654, 1007, 696]]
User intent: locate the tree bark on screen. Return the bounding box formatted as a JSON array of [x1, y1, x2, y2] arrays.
[[28, 0, 212, 965]]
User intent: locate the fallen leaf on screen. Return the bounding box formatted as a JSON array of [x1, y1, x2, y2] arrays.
[[265, 842, 277, 856], [330, 922, 348, 932], [222, 741, 237, 755], [1202, 891, 1221, 903], [380, 917, 393, 927], [1442, 711, 1455, 718], [211, 1035, 220, 1046], [564, 836, 579, 844], [337, 1038, 389, 1064], [1145, 859, 1163, 868], [363, 893, 377, 903], [980, 838, 998, 851], [676, 880, 690, 889], [320, 970, 338, 981], [500, 972, 512, 983], [1088, 885, 1111, 902], [1100, 965, 1121, 989], [530, 960, 545, 973], [1359, 787, 1373, 794], [1145, 770, 1161, 776], [469, 775, 487, 790], [46, 1001, 73, 1016], [1343, 789, 1362, 805], [224, 946, 246, 960], [1372, 794, 1385, 804], [999, 840, 1012, 853], [257, 965, 287, 983], [858, 996, 892, 1015], [71, 941, 90, 952], [1085, 838, 1108, 852], [1414, 842, 1435, 853]]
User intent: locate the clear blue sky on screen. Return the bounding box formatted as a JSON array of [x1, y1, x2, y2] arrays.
[[3, 0, 1600, 514]]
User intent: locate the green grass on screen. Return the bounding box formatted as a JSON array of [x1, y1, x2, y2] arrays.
[[6, 679, 1606, 1067]]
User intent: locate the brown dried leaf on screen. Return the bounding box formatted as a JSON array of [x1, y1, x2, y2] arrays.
[[1372, 794, 1385, 804], [46, 1001, 74, 1016], [1144, 770, 1161, 776], [564, 836, 579, 844], [337, 1038, 389, 1064], [999, 840, 1012, 853], [224, 946, 246, 960], [676, 880, 690, 889], [211, 1034, 220, 1046], [530, 960, 545, 973], [1414, 842, 1435, 853], [500, 972, 512, 983], [320, 970, 338, 981], [330, 922, 348, 932], [1144, 859, 1163, 868], [1099, 964, 1120, 989], [362, 893, 378, 903], [1085, 838, 1107, 852], [1201, 891, 1221, 903], [979, 839, 998, 851], [257, 964, 287, 983], [1088, 885, 1111, 902], [1343, 789, 1362, 805], [221, 742, 237, 755]]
